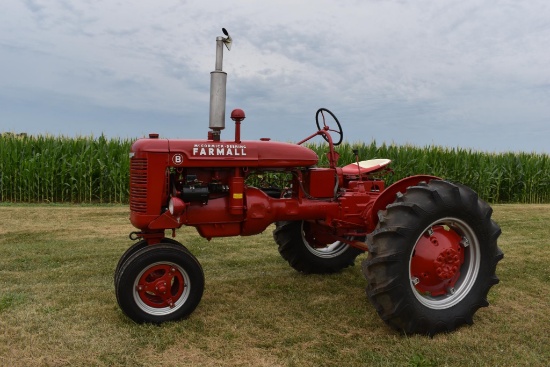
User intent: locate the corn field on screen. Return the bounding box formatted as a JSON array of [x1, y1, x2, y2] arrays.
[[0, 133, 131, 203], [2, 133, 550, 204], [312, 141, 550, 203]]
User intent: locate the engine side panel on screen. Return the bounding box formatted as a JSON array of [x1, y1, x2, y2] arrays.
[[167, 139, 318, 168]]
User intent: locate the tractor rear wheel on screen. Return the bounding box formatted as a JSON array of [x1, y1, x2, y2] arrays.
[[273, 221, 364, 274], [115, 243, 204, 324], [362, 180, 503, 336]]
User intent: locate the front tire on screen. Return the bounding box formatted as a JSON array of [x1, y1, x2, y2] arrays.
[[114, 238, 186, 293], [273, 221, 364, 274], [362, 180, 503, 335], [116, 243, 204, 324]]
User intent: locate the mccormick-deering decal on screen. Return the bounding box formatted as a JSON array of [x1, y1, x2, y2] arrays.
[[192, 144, 247, 156]]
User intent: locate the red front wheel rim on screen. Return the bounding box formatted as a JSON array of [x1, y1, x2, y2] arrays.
[[133, 261, 191, 315]]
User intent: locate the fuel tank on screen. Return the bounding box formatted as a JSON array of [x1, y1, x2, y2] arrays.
[[131, 137, 319, 168]]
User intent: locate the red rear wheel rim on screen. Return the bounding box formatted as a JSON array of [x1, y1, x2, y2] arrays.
[[409, 218, 480, 310]]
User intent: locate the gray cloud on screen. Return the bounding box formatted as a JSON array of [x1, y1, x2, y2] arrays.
[[1, 0, 549, 152]]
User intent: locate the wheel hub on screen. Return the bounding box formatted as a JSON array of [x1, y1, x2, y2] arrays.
[[410, 225, 465, 296], [136, 264, 185, 308], [435, 248, 461, 279]]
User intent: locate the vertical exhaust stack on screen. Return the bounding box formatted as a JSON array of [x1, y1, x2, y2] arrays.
[[209, 28, 232, 141]]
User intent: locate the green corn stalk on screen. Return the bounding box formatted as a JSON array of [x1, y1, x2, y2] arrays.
[[2, 134, 550, 204]]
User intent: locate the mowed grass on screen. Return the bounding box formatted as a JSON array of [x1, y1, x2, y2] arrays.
[[0, 205, 548, 366]]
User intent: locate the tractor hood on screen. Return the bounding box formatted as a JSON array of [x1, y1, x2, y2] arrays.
[[131, 137, 319, 168]]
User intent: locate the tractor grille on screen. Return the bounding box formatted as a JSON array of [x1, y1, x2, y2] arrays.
[[130, 158, 148, 213]]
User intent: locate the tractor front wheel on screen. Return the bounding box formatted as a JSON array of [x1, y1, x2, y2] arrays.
[[362, 180, 503, 335], [115, 243, 204, 324], [273, 221, 364, 274], [114, 238, 187, 294]]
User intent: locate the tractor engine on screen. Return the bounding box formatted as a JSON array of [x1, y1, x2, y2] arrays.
[[128, 130, 387, 242]]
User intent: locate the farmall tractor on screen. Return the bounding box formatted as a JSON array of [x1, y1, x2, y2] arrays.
[[114, 29, 503, 336]]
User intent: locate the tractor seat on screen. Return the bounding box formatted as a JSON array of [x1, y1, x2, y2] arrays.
[[341, 158, 391, 175]]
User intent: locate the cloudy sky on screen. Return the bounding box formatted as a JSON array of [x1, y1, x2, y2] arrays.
[[1, 0, 549, 153]]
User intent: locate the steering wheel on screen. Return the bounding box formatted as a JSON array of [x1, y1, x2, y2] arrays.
[[315, 108, 343, 146]]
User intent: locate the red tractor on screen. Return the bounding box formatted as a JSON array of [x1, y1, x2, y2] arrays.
[[114, 29, 503, 335]]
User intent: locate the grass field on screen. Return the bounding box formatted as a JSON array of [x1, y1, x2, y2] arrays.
[[0, 204, 548, 366]]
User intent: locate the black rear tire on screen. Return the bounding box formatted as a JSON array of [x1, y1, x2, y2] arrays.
[[116, 243, 204, 324], [362, 180, 503, 336], [273, 220, 364, 274]]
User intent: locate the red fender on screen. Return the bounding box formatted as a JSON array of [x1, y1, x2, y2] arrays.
[[368, 175, 440, 229]]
